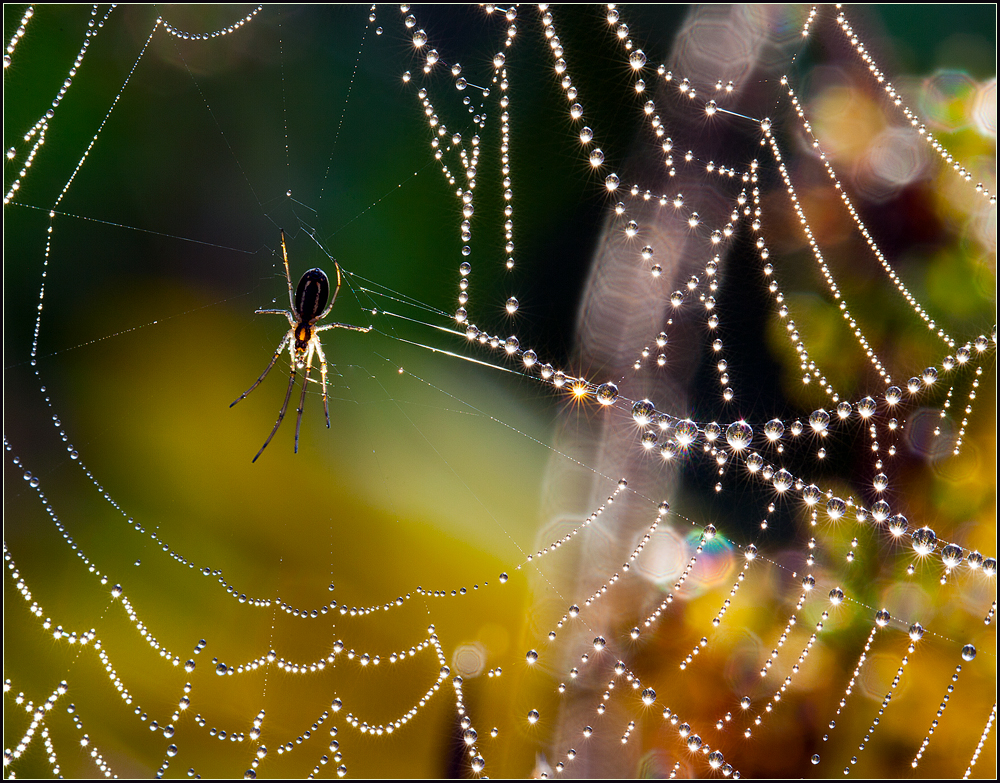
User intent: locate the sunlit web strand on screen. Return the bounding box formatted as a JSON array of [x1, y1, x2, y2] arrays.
[[317, 6, 377, 207], [7, 202, 256, 253], [775, 78, 958, 350], [4, 5, 115, 206], [28, 18, 159, 364], [158, 5, 263, 40], [834, 7, 996, 205]]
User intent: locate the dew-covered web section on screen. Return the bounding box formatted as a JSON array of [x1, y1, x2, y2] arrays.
[[2, 4, 997, 779]]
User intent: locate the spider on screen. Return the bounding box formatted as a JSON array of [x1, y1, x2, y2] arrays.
[[231, 229, 371, 462]]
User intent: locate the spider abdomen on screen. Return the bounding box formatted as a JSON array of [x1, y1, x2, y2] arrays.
[[295, 268, 330, 323]]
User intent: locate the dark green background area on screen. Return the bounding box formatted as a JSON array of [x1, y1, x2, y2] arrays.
[[4, 5, 995, 779]]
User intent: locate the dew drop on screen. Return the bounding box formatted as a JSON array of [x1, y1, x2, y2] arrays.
[[911, 526, 937, 556], [826, 497, 846, 520], [764, 418, 784, 441], [631, 399, 655, 426], [858, 396, 877, 417], [809, 408, 830, 433], [773, 468, 793, 492], [941, 543, 963, 568], [725, 421, 753, 451], [596, 383, 619, 406]]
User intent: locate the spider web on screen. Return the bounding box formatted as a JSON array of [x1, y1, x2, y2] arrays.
[[3, 4, 996, 779]]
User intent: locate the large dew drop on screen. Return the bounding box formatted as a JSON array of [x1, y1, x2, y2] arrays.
[[910, 526, 937, 555], [597, 383, 619, 405], [808, 408, 830, 433], [725, 421, 753, 451], [631, 399, 655, 426], [764, 418, 784, 441]]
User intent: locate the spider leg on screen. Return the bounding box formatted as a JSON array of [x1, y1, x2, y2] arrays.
[[315, 322, 372, 334], [312, 337, 331, 428], [255, 309, 296, 326], [294, 355, 313, 454], [280, 229, 296, 311], [231, 331, 291, 408], [318, 261, 343, 319], [252, 363, 297, 463]]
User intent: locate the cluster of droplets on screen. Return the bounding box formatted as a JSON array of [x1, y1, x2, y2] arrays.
[[747, 604, 831, 738], [710, 552, 753, 629], [544, 647, 736, 778], [158, 5, 263, 40], [588, 365, 999, 579], [800, 5, 820, 37], [747, 175, 847, 398], [619, 179, 750, 390], [542, 497, 661, 633], [832, 622, 880, 722], [764, 119, 891, 388], [2, 679, 68, 774], [640, 521, 717, 629], [3, 4, 33, 68], [777, 76, 958, 350], [842, 636, 916, 775], [963, 702, 996, 779], [522, 479, 629, 572], [662, 708, 736, 777], [833, 6, 995, 204], [5, 5, 114, 206], [3, 441, 513, 781], [911, 662, 962, 769], [401, 4, 537, 391], [2, 545, 197, 776]]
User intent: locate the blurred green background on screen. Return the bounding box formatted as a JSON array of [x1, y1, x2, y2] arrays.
[[4, 4, 995, 779]]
